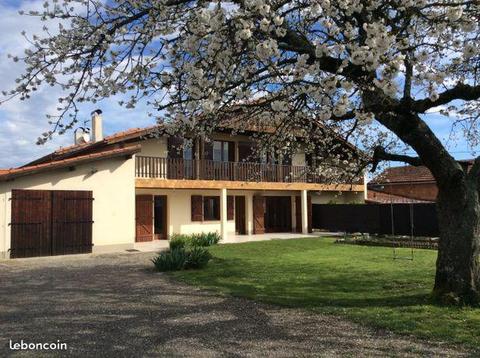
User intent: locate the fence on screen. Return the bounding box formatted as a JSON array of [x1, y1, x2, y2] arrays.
[[312, 203, 439, 237]]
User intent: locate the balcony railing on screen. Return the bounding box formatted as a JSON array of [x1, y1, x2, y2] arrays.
[[135, 156, 326, 183]]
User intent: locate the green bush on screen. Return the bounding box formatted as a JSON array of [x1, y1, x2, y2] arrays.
[[169, 232, 221, 249], [189, 232, 221, 247], [185, 246, 212, 269], [169, 234, 189, 250], [151, 248, 187, 271]]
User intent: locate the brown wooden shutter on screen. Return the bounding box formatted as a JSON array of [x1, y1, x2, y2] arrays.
[[203, 140, 213, 160], [253, 195, 265, 234], [308, 195, 312, 233], [227, 196, 234, 220], [168, 136, 184, 159], [191, 195, 203, 222], [228, 142, 236, 162], [238, 142, 253, 162], [295, 196, 302, 233]]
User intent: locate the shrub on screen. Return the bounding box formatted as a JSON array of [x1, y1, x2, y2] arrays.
[[189, 232, 221, 247], [152, 248, 187, 271], [169, 234, 189, 250], [185, 246, 212, 269]]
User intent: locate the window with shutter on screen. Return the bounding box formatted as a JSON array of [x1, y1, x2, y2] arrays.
[[191, 195, 203, 222], [203, 196, 220, 221]]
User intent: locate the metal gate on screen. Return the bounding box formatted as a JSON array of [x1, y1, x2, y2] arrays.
[[10, 189, 93, 258]]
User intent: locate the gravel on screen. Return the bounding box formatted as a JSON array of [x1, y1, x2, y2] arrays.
[[0, 252, 470, 357]]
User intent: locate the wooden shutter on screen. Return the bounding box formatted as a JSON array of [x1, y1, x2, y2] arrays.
[[238, 142, 253, 162], [228, 142, 236, 162], [253, 195, 265, 234], [136, 195, 153, 242], [308, 195, 312, 233], [168, 136, 184, 159], [203, 140, 213, 160], [191, 195, 203, 221], [227, 196, 234, 220], [295, 196, 302, 233]]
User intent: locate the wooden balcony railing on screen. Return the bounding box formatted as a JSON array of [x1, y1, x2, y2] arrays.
[[135, 156, 326, 183]]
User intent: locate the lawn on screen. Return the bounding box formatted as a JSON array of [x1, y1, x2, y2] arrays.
[[171, 237, 480, 350]]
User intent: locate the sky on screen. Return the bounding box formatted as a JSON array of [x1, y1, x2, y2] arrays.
[[0, 0, 478, 169]]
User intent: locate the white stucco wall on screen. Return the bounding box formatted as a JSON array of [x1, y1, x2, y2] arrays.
[[134, 188, 344, 236], [138, 137, 168, 157], [0, 157, 135, 257]]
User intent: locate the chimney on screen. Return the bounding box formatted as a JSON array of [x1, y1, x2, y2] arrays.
[[91, 109, 103, 142]]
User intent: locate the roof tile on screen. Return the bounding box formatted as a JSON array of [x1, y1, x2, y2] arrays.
[[0, 145, 140, 181]]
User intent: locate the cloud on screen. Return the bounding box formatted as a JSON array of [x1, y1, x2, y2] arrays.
[[0, 1, 156, 168]]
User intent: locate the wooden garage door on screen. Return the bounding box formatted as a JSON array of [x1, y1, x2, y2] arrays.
[[52, 191, 93, 255], [10, 190, 52, 258], [10, 189, 93, 258]]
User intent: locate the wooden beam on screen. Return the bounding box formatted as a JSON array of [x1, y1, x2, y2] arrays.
[[135, 178, 364, 192]]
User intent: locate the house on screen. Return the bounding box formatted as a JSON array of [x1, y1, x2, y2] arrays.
[[367, 161, 473, 203], [0, 110, 364, 259]]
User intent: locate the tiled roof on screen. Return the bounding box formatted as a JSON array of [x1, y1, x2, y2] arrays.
[[0, 145, 141, 182], [25, 125, 162, 166], [366, 189, 434, 204], [370, 165, 435, 184], [371, 160, 475, 185]]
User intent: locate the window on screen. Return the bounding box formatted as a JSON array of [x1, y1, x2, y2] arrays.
[[203, 196, 220, 221], [183, 146, 193, 160], [213, 140, 231, 162]]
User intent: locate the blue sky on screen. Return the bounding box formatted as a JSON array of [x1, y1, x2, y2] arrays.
[[0, 0, 478, 169]]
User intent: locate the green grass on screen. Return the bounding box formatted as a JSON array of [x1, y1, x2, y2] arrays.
[[170, 237, 480, 350]]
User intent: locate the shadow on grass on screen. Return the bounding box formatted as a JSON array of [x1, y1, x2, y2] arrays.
[[172, 257, 432, 309]]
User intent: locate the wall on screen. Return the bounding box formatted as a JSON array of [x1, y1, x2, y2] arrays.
[[134, 134, 307, 165], [378, 182, 438, 201], [134, 188, 361, 236], [310, 190, 365, 204], [0, 157, 135, 257], [138, 137, 168, 157]]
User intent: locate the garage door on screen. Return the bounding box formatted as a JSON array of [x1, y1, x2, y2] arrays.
[[10, 189, 93, 258]]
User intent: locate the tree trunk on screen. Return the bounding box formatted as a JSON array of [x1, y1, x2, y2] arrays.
[[434, 177, 480, 305]]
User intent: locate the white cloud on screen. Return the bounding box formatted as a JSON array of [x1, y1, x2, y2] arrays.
[[0, 1, 156, 168]]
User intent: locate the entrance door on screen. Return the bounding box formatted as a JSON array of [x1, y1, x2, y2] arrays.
[[253, 196, 265, 234], [136, 195, 153, 242], [235, 196, 246, 235], [265, 196, 292, 232], [154, 196, 168, 240]]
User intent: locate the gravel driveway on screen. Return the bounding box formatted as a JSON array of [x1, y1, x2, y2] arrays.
[[0, 252, 470, 357]]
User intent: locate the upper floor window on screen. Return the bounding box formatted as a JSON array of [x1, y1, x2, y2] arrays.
[[183, 146, 193, 160], [213, 141, 230, 162]]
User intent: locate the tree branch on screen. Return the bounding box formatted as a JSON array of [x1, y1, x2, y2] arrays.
[[370, 146, 423, 172], [412, 83, 480, 113]]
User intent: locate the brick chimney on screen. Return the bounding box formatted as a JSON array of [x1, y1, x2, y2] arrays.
[[91, 109, 103, 142]]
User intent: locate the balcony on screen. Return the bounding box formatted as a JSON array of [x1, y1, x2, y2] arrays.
[[135, 156, 324, 183]]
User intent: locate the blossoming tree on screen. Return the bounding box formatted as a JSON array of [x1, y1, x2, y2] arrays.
[[3, 0, 480, 304]]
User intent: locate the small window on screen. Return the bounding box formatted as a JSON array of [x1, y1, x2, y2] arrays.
[[203, 196, 220, 221]]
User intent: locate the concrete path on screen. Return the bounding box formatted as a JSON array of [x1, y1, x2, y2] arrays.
[[0, 252, 469, 357]]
